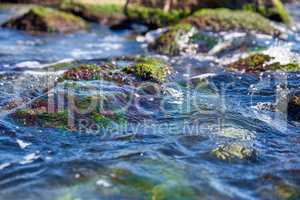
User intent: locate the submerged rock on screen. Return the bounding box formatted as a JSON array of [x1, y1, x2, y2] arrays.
[[212, 143, 257, 161], [184, 8, 279, 35], [60, 0, 126, 26], [274, 182, 300, 200], [2, 6, 87, 33], [9, 95, 125, 130], [150, 23, 218, 56], [227, 53, 300, 73]]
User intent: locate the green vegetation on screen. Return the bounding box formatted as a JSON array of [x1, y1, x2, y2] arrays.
[[243, 0, 291, 25], [151, 23, 193, 55], [186, 8, 279, 35], [151, 23, 218, 55], [212, 143, 257, 161], [12, 109, 69, 129], [60, 0, 125, 25], [124, 57, 170, 83], [127, 5, 189, 28], [2, 6, 87, 33], [227, 53, 300, 73]]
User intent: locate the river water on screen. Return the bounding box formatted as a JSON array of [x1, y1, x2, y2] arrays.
[[0, 3, 300, 200]]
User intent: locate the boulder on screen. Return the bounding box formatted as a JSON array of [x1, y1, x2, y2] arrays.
[[150, 23, 218, 56], [183, 8, 279, 35], [227, 53, 300, 73], [1, 6, 87, 33], [10, 95, 125, 130], [60, 0, 126, 26], [130, 0, 291, 24], [212, 143, 257, 161], [59, 57, 171, 84]]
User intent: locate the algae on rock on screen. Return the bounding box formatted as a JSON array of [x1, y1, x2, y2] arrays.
[[2, 6, 87, 33], [151, 23, 218, 56], [60, 0, 126, 26], [184, 8, 279, 35], [227, 53, 300, 73]]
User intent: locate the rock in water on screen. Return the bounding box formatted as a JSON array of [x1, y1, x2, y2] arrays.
[[184, 8, 279, 35], [130, 0, 291, 24], [150, 23, 218, 56], [227, 53, 300, 73], [2, 6, 87, 34], [212, 143, 257, 161], [60, 0, 127, 26]]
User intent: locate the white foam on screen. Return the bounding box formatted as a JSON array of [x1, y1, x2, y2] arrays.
[[20, 153, 40, 164], [96, 179, 111, 187], [263, 45, 300, 65], [16, 139, 31, 149], [15, 61, 41, 68], [0, 163, 10, 170]]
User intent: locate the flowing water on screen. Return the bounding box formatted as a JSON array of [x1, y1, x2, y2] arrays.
[[0, 3, 300, 200]]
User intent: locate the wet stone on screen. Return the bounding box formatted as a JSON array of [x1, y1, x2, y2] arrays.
[[2, 6, 87, 34], [212, 143, 257, 161], [227, 53, 300, 73]]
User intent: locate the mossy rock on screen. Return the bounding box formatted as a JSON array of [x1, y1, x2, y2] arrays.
[[1, 6, 87, 33], [212, 143, 257, 161], [109, 160, 197, 200], [243, 0, 291, 25], [60, 0, 126, 26], [127, 5, 189, 29], [9, 95, 124, 130], [274, 182, 300, 200], [130, 0, 290, 24], [123, 57, 171, 83], [184, 8, 279, 35], [59, 58, 171, 84], [227, 53, 300, 73], [151, 23, 218, 56]]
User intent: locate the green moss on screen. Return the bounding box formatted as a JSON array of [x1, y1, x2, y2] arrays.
[[271, 0, 291, 25], [151, 23, 193, 55], [187, 8, 278, 35], [61, 0, 123, 16], [32, 6, 86, 25], [60, 0, 125, 26], [111, 168, 157, 195], [275, 183, 300, 200], [12, 108, 69, 129], [91, 112, 111, 127], [124, 57, 170, 83], [191, 32, 218, 49], [127, 5, 189, 28], [152, 184, 197, 200], [2, 5, 87, 33], [227, 53, 300, 73], [152, 22, 218, 55], [243, 0, 291, 25], [212, 143, 257, 161]]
